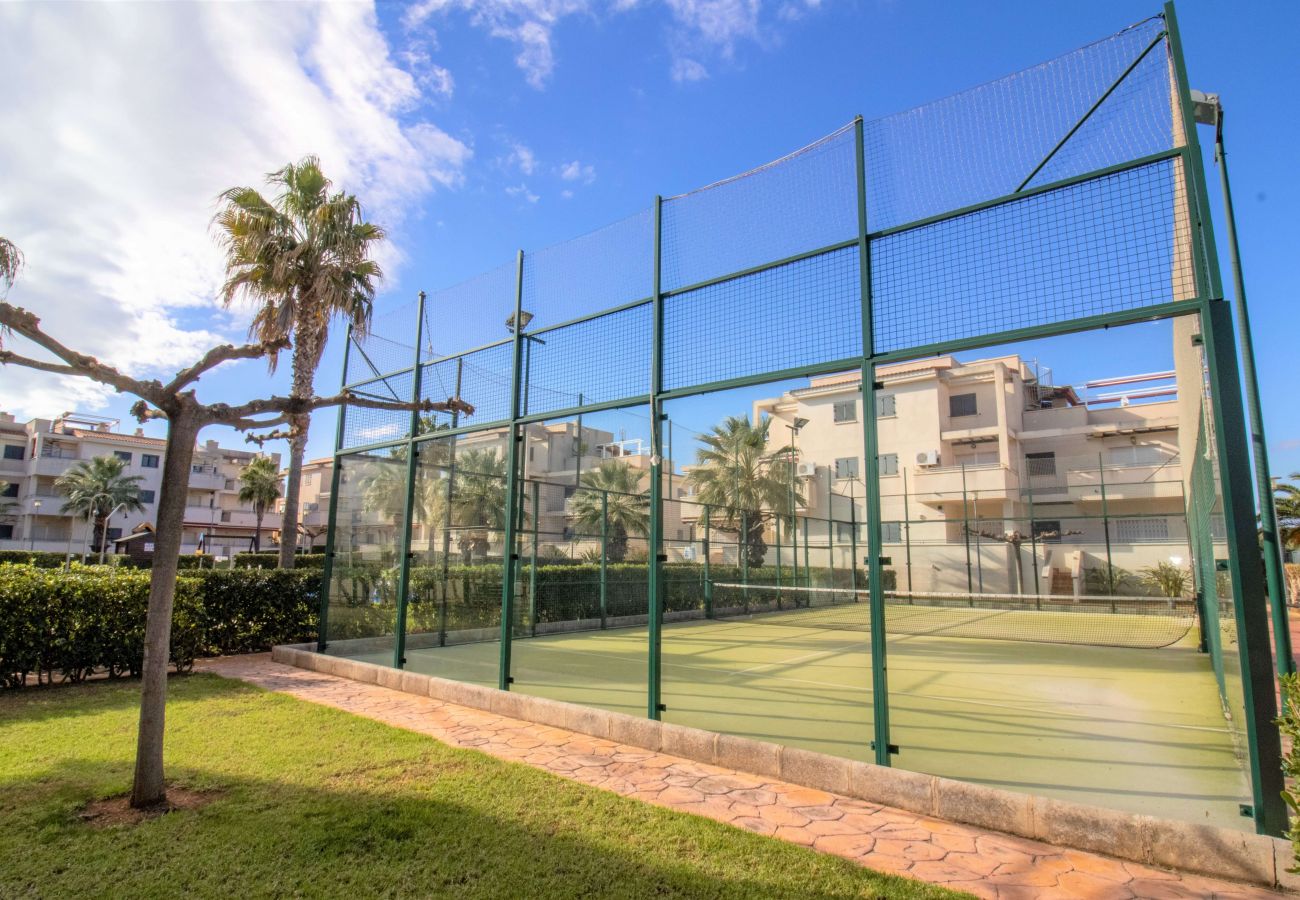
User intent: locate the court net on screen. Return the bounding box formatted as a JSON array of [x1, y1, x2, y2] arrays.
[[706, 582, 1196, 650]]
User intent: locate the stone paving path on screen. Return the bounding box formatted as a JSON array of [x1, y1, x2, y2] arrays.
[[197, 654, 1279, 899]]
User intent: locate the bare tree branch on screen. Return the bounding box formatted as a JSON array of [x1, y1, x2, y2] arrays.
[[0, 302, 160, 402], [0, 350, 81, 377], [164, 338, 289, 393]]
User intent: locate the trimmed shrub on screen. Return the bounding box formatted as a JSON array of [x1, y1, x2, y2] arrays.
[[0, 564, 320, 687], [232, 552, 327, 570], [0, 565, 203, 687], [0, 550, 70, 569]]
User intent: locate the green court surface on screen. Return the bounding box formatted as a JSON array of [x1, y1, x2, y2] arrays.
[[345, 608, 1249, 831]]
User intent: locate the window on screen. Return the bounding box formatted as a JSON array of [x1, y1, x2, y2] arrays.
[[1032, 519, 1062, 543], [878, 453, 899, 476], [876, 394, 896, 418], [2, 445, 23, 460], [0, 523, 12, 539], [1025, 451, 1057, 477], [956, 449, 999, 467], [832, 400, 857, 423], [304, 472, 315, 485], [1, 482, 17, 498], [1107, 444, 1164, 467], [141, 454, 159, 468], [949, 393, 977, 418], [528, 446, 535, 462], [881, 521, 902, 543], [139, 489, 156, 504], [113, 450, 132, 464], [106, 528, 123, 543], [833, 457, 859, 479], [1114, 517, 1169, 543], [836, 522, 856, 542]]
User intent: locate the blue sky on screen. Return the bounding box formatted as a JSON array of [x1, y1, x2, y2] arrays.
[[2, 2, 1295, 478]]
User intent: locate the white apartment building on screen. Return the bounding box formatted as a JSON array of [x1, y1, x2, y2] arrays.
[[0, 412, 282, 559], [745, 355, 1189, 596]]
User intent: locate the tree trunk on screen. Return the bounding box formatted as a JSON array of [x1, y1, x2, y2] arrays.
[[253, 505, 263, 553], [130, 411, 200, 809], [278, 323, 326, 568]]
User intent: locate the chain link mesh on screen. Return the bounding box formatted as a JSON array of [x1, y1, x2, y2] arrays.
[[523, 303, 652, 416]]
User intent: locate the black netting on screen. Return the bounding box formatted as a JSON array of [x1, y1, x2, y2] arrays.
[[341, 370, 416, 449], [522, 303, 652, 416], [871, 158, 1192, 355], [663, 246, 861, 391], [661, 125, 857, 293], [862, 16, 1173, 232]]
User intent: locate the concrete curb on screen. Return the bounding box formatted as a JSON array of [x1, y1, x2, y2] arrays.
[[271, 644, 1295, 891]]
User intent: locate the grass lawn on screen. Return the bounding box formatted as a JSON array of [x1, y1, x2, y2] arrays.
[[0, 674, 967, 899]]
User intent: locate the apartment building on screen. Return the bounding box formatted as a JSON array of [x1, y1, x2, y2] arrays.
[[292, 457, 334, 551], [0, 412, 281, 559], [737, 355, 1188, 596]]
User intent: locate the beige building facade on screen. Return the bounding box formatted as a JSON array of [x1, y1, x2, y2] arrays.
[[0, 411, 282, 559]]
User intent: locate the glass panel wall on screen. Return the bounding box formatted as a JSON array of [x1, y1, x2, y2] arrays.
[[660, 378, 874, 759], [873, 319, 1253, 829]]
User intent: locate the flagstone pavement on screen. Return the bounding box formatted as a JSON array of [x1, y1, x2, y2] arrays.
[[197, 654, 1282, 899]]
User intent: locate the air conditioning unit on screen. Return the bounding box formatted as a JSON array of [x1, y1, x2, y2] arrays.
[[796, 462, 817, 478], [916, 449, 940, 467]]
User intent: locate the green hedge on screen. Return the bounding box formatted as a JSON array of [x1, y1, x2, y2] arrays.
[[0, 551, 70, 569], [0, 564, 320, 688], [232, 553, 328, 570]]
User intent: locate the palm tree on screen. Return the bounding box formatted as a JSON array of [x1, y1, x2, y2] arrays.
[[451, 448, 507, 561], [0, 236, 22, 295], [685, 416, 801, 566], [214, 158, 385, 569], [569, 461, 649, 563], [237, 456, 282, 552], [56, 456, 145, 563]]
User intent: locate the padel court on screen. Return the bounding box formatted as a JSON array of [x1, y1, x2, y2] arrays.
[[348, 590, 1248, 830]]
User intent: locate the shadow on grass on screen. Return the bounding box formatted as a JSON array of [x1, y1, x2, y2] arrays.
[[0, 759, 949, 900]]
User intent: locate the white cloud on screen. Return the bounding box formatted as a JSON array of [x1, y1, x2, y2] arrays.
[[506, 142, 539, 175], [0, 3, 470, 421], [403, 0, 809, 87], [506, 183, 541, 204], [561, 189, 575, 199], [671, 57, 709, 82], [558, 160, 596, 184]]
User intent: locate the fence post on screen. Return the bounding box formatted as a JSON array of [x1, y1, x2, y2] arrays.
[[393, 291, 427, 670], [647, 194, 665, 720], [856, 114, 893, 766], [498, 250, 527, 692], [600, 491, 608, 629], [1099, 453, 1116, 610], [317, 324, 353, 653], [529, 479, 539, 636], [703, 504, 713, 618]]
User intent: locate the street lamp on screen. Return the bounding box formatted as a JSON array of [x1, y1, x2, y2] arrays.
[[506, 310, 546, 417], [29, 499, 41, 551], [100, 502, 126, 565], [785, 417, 809, 590]]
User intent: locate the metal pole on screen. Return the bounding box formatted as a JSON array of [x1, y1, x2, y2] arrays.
[[703, 504, 713, 618], [802, 512, 810, 590], [1214, 109, 1293, 675], [528, 479, 539, 636], [319, 324, 354, 651], [439, 357, 463, 648], [1099, 454, 1115, 609], [498, 250, 527, 692], [574, 391, 584, 497], [1027, 470, 1040, 596], [961, 463, 973, 595], [740, 509, 750, 612], [849, 477, 858, 597], [856, 115, 892, 766], [393, 291, 427, 670], [902, 467, 912, 594], [647, 194, 665, 720], [600, 490, 608, 630]]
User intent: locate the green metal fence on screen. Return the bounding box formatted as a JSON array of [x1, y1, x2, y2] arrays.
[[318, 4, 1287, 836]]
